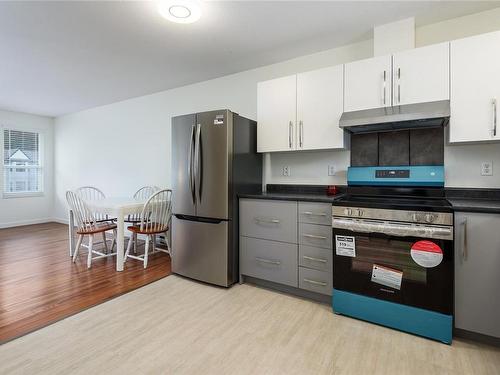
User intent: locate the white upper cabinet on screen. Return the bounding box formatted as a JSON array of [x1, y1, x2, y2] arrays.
[[257, 66, 345, 152], [257, 75, 297, 152], [344, 55, 392, 112], [392, 42, 450, 106], [449, 31, 500, 143], [296, 65, 344, 150]]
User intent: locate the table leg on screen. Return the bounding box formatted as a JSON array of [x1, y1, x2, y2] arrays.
[[68, 210, 75, 257], [116, 211, 125, 271]]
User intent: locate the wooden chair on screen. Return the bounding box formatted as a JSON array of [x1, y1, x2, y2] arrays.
[[75, 186, 115, 253], [125, 186, 160, 254], [66, 190, 117, 268], [124, 189, 172, 268]]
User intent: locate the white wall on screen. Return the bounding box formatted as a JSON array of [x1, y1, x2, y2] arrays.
[[0, 109, 54, 228], [53, 7, 500, 220]]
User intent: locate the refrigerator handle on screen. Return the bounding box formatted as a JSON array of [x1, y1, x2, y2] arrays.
[[194, 123, 202, 204], [188, 124, 196, 205]]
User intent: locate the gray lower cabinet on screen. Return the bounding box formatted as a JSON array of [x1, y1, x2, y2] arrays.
[[299, 223, 333, 249], [239, 199, 297, 243], [299, 267, 333, 296], [455, 212, 500, 338], [299, 245, 332, 272], [240, 237, 298, 287], [298, 202, 332, 226], [240, 198, 333, 298]]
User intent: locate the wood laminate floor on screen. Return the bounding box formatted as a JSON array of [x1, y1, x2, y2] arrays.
[[0, 275, 499, 374], [0, 222, 171, 343]]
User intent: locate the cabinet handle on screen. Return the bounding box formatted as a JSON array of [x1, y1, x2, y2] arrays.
[[256, 257, 281, 265], [460, 217, 468, 261], [299, 120, 303, 148], [302, 211, 327, 217], [303, 278, 327, 287], [303, 234, 327, 240], [492, 98, 498, 137], [289, 121, 293, 148], [397, 67, 401, 104], [382, 70, 386, 105], [255, 217, 280, 224], [303, 255, 327, 263]]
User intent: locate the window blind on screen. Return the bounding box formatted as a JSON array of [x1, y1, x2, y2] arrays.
[[3, 129, 43, 194]]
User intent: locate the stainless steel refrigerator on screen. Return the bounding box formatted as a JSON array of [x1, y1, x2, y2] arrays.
[[171, 110, 262, 287]]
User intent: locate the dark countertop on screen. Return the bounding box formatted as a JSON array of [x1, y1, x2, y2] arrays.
[[238, 192, 345, 203], [447, 198, 500, 214], [241, 185, 500, 214]]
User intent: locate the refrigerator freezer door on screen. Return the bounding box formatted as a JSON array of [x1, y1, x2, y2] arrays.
[[172, 216, 230, 287], [172, 114, 197, 216], [194, 110, 231, 220]]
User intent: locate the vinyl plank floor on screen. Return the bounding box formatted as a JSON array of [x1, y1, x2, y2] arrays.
[[0, 275, 498, 374]]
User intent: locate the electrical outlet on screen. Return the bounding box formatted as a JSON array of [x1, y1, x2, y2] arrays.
[[481, 161, 493, 176], [328, 165, 336, 176], [283, 166, 291, 177]]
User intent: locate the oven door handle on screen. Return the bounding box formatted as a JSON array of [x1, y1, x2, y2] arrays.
[[332, 218, 453, 240]]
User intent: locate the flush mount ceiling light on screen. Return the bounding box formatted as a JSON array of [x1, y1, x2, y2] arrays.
[[158, 0, 202, 24]]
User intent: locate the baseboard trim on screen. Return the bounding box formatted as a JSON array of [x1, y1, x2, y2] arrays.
[[0, 217, 55, 229], [51, 217, 69, 225], [454, 328, 500, 347]]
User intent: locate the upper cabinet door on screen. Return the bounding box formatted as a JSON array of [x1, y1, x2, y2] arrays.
[[344, 55, 392, 112], [450, 31, 500, 143], [257, 75, 297, 152], [297, 65, 345, 150], [392, 43, 450, 106]]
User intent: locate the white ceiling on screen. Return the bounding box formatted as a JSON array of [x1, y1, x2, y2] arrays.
[[1, 1, 499, 117]]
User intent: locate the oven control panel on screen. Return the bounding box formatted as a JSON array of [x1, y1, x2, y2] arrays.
[[375, 169, 410, 178], [332, 206, 453, 226]]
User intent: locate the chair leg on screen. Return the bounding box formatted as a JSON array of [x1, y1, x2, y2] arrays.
[[125, 233, 133, 264], [102, 232, 109, 253], [144, 235, 150, 269], [87, 234, 94, 269], [111, 229, 117, 251], [72, 235, 83, 263], [133, 233, 137, 254], [152, 235, 157, 253]]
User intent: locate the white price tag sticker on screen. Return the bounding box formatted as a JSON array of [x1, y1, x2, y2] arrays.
[[335, 235, 356, 257]]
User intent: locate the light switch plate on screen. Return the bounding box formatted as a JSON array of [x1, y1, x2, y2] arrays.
[[283, 166, 290, 177], [481, 161, 493, 176], [328, 165, 336, 176]]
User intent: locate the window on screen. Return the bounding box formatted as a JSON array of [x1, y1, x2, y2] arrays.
[[3, 129, 43, 196]]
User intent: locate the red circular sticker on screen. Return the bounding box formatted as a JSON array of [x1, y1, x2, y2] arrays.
[[410, 240, 443, 268]]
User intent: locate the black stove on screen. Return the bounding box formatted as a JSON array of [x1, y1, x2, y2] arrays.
[[336, 187, 452, 212]]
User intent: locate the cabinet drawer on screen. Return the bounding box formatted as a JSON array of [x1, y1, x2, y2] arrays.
[[299, 267, 332, 296], [299, 223, 332, 249], [239, 199, 297, 243], [240, 236, 298, 287], [298, 202, 332, 225], [299, 245, 332, 272]]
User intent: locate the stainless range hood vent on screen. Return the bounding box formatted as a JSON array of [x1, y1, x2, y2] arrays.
[[339, 100, 450, 134]]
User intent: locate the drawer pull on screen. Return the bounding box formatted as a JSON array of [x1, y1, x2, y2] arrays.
[[302, 255, 327, 263], [302, 211, 327, 217], [303, 234, 327, 240], [254, 217, 280, 224], [255, 257, 281, 266], [303, 278, 327, 287]]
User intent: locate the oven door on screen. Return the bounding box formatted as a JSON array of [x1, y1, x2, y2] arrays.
[[333, 219, 453, 315]]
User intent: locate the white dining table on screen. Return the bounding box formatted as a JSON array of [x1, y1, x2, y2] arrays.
[[68, 197, 146, 271]]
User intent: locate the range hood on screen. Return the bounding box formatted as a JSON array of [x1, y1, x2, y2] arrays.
[[339, 100, 450, 134]]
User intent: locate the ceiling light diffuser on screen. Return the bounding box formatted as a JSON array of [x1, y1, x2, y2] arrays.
[[158, 0, 202, 24]]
